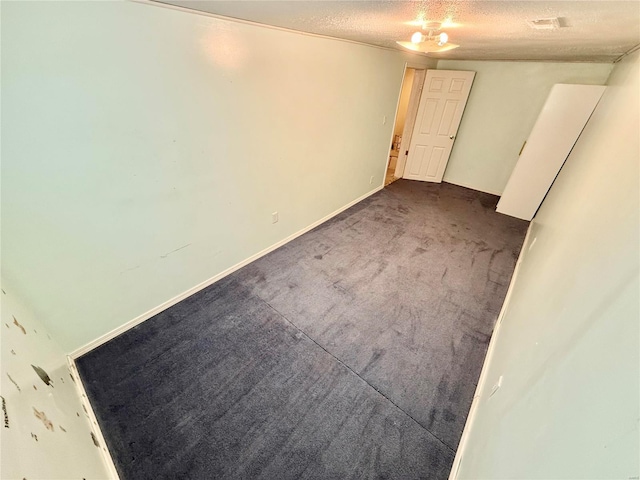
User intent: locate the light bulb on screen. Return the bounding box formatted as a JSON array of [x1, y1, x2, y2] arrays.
[[411, 31, 423, 44], [438, 32, 449, 46]]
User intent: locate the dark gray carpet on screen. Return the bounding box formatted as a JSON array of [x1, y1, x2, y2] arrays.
[[77, 180, 528, 480]]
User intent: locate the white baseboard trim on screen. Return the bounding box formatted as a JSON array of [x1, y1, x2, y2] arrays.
[[448, 222, 533, 480], [67, 356, 121, 480], [443, 179, 503, 197], [70, 186, 384, 359]]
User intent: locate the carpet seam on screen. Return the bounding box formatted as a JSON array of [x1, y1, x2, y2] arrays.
[[261, 299, 456, 455]]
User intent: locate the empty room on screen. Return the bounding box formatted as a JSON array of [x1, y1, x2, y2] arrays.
[[1, 1, 638, 479]]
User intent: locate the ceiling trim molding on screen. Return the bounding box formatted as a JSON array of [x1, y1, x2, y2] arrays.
[[436, 57, 616, 64], [133, 0, 433, 61], [614, 43, 640, 63]]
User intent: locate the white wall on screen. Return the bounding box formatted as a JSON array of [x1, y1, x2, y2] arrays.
[[0, 280, 112, 479], [437, 60, 613, 195], [1, 1, 435, 352], [454, 50, 639, 479]]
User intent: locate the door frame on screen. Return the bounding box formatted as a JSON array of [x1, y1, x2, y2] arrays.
[[385, 63, 429, 182], [394, 66, 427, 179]]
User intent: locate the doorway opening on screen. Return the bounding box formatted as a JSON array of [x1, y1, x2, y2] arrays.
[[385, 66, 426, 186]]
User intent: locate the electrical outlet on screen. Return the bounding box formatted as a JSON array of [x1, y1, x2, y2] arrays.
[[370, 176, 375, 185], [382, 115, 387, 125], [272, 211, 279, 224]]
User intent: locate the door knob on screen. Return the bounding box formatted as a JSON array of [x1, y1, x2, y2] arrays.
[[449, 135, 455, 140]]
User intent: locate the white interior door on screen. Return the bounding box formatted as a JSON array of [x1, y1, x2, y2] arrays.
[[403, 70, 475, 182], [496, 84, 606, 220]]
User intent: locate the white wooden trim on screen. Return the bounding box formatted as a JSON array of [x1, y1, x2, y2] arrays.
[[443, 179, 503, 197], [384, 65, 410, 176], [395, 67, 427, 179], [448, 222, 533, 480], [405, 61, 433, 70], [614, 42, 640, 63], [67, 356, 121, 480], [70, 186, 384, 359]]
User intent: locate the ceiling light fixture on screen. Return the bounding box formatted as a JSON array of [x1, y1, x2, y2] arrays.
[[397, 21, 459, 53], [411, 31, 423, 44]]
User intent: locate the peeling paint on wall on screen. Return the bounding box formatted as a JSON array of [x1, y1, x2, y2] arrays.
[[1, 279, 110, 479], [2, 396, 9, 428], [31, 365, 53, 386], [90, 432, 100, 447], [33, 407, 54, 431], [7, 373, 21, 392], [12, 316, 26, 335]]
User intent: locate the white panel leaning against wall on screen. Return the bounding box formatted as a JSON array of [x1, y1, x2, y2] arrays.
[[1, 280, 111, 479]]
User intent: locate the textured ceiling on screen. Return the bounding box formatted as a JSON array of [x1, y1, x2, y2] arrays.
[[153, 1, 640, 62]]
